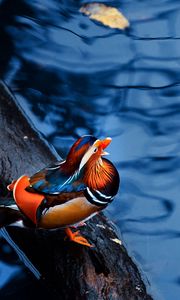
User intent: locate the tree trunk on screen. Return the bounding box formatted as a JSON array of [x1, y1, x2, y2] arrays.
[[0, 81, 153, 300]]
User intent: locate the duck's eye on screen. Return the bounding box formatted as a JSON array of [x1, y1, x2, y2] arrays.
[[93, 148, 98, 153]]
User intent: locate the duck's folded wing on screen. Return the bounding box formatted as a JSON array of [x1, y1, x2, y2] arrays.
[[27, 161, 85, 195]]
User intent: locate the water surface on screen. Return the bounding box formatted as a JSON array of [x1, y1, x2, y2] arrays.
[[1, 0, 180, 299]]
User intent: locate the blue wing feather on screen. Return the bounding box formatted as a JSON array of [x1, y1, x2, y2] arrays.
[[30, 162, 86, 194]]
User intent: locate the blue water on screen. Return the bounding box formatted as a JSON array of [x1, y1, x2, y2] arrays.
[[1, 0, 180, 299]]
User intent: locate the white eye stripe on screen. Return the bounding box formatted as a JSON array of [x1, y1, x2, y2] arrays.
[[79, 145, 97, 171]]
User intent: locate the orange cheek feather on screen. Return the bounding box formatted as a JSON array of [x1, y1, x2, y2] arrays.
[[84, 158, 114, 190], [13, 175, 44, 224]]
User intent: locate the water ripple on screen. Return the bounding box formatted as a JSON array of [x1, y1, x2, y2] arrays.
[[1, 0, 180, 299]]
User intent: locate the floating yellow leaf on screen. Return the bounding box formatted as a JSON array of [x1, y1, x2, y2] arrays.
[[80, 3, 129, 30]]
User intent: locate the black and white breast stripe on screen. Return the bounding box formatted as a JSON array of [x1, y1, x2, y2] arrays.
[[84, 187, 114, 207]]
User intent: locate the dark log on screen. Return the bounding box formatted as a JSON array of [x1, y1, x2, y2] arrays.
[[0, 81, 153, 300]]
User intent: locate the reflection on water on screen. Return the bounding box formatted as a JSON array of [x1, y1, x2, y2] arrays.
[[1, 0, 180, 299]]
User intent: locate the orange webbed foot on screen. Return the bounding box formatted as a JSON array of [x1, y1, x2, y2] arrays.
[[65, 228, 93, 247]]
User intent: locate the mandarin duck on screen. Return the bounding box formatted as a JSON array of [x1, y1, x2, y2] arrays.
[[1, 135, 119, 247]]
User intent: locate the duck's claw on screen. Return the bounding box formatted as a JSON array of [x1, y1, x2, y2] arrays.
[[65, 227, 93, 247], [71, 221, 86, 229], [78, 221, 87, 227]]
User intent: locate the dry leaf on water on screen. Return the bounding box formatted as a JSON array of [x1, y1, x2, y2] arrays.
[[80, 3, 129, 30]]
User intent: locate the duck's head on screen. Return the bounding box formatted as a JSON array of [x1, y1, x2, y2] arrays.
[[78, 136, 112, 171], [66, 135, 111, 173]]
